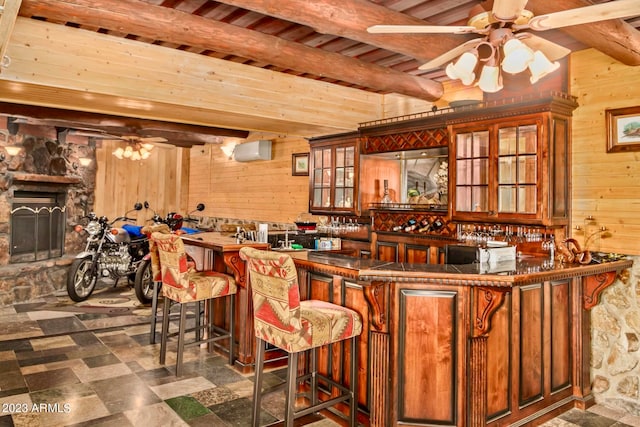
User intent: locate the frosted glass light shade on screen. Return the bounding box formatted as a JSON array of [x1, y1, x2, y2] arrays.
[[478, 65, 503, 93], [79, 157, 92, 166], [5, 146, 21, 156], [112, 147, 124, 159], [501, 38, 534, 74], [445, 51, 478, 86], [528, 50, 560, 83]]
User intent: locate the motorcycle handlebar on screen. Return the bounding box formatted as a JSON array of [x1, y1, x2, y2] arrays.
[[110, 216, 136, 225]]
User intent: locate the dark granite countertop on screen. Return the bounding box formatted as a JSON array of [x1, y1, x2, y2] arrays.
[[289, 250, 633, 287]]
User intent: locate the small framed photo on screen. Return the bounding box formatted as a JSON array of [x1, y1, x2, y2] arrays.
[[292, 152, 309, 176], [606, 106, 640, 152]]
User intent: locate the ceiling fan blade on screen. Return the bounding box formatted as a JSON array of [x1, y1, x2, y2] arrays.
[[67, 130, 122, 139], [526, 0, 640, 31], [517, 33, 571, 61], [419, 38, 484, 70], [138, 136, 168, 143], [492, 0, 529, 21], [367, 24, 478, 34]]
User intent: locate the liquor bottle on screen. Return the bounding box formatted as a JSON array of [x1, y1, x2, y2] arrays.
[[417, 218, 431, 233], [404, 218, 417, 232], [432, 218, 444, 230], [381, 179, 393, 205]]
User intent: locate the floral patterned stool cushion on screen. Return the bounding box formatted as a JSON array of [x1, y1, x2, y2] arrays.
[[239, 247, 362, 427], [152, 232, 237, 376]]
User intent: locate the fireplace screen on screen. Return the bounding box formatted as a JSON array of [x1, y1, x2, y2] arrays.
[[10, 191, 66, 263]]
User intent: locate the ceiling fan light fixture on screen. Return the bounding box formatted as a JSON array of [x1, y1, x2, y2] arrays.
[[501, 38, 534, 74], [123, 146, 133, 158], [528, 50, 560, 83], [141, 143, 154, 151], [445, 51, 478, 85], [112, 147, 124, 159], [478, 65, 503, 93]]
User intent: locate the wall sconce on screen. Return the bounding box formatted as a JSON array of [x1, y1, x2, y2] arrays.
[[220, 143, 237, 160], [78, 157, 92, 167], [1, 129, 21, 160], [5, 146, 22, 156]]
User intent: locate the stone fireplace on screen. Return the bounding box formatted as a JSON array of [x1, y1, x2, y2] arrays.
[[0, 118, 95, 305]]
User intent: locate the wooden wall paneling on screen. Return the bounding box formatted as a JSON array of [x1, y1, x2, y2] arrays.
[[94, 140, 186, 223], [188, 137, 314, 224], [570, 49, 640, 255], [4, 18, 382, 136]]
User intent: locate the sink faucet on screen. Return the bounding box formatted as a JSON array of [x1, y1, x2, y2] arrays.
[[278, 227, 295, 249]]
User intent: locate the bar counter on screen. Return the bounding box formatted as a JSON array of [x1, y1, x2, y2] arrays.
[[285, 250, 632, 427]]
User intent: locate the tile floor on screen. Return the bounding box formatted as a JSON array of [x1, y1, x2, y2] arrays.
[[0, 283, 639, 427]]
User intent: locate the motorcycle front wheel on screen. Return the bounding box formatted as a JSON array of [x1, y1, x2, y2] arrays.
[[134, 259, 155, 304], [67, 256, 98, 302]]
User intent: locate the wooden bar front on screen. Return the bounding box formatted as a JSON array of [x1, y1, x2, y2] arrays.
[[288, 252, 632, 427]]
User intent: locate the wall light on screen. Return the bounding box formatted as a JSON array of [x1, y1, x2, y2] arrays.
[[220, 143, 237, 160], [444, 29, 559, 93], [5, 146, 22, 156], [78, 157, 92, 167]]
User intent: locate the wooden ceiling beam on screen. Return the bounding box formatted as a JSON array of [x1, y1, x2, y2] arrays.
[[0, 102, 250, 146], [220, 0, 640, 67], [216, 0, 472, 64], [19, 0, 444, 101]]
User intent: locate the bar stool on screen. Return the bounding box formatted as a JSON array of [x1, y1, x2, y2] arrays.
[[141, 223, 171, 345], [239, 247, 362, 427], [152, 232, 237, 376]]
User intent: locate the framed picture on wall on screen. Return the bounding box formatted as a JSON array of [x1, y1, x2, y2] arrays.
[[606, 106, 640, 152], [292, 152, 309, 176]]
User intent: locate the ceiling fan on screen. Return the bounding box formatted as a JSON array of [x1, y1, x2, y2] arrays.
[[101, 135, 169, 161], [367, 0, 640, 91]]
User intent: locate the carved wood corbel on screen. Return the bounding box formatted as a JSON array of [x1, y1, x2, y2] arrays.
[[363, 282, 388, 332], [473, 286, 508, 337], [583, 271, 617, 310]]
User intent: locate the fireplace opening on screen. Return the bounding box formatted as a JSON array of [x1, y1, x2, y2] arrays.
[[10, 190, 66, 263]]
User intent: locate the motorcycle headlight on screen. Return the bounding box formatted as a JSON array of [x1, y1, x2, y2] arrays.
[[85, 221, 101, 235]]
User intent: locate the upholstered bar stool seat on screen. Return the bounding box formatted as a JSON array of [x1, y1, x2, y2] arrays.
[[152, 232, 237, 377], [239, 247, 362, 427]]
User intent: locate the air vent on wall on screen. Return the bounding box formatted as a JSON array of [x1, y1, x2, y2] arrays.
[[233, 140, 272, 162]]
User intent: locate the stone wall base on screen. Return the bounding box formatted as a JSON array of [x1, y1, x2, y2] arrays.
[[0, 257, 74, 305]]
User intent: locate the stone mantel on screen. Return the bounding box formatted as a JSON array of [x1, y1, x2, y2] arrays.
[[8, 173, 83, 185]]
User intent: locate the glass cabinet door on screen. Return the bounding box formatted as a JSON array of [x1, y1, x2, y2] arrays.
[[312, 147, 332, 209], [334, 146, 355, 208], [455, 130, 489, 212], [497, 124, 537, 214], [310, 142, 357, 213]]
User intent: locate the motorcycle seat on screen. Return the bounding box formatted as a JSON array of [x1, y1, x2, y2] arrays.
[[123, 224, 145, 239]]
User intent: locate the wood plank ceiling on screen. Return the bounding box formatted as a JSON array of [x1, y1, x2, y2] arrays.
[[4, 0, 640, 145]]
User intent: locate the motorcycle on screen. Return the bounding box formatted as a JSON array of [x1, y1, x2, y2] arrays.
[[134, 203, 205, 304], [66, 203, 149, 302]]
